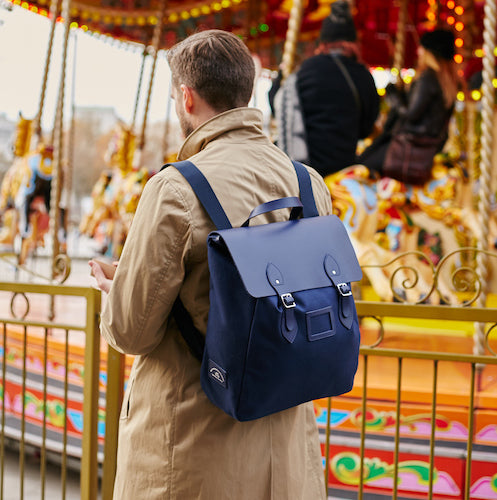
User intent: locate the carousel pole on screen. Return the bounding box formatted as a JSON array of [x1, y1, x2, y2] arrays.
[[474, 0, 496, 356], [63, 31, 77, 250], [161, 72, 173, 163], [131, 48, 149, 133], [48, 0, 71, 319], [134, 0, 167, 169], [392, 0, 408, 82], [32, 0, 62, 145], [281, 0, 305, 79]]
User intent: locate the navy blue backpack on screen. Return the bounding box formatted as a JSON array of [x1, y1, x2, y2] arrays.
[[164, 160, 362, 421]]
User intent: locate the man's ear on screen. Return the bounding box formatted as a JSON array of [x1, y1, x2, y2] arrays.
[[180, 84, 194, 114]]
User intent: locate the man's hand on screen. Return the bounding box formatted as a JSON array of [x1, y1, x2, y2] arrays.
[[89, 259, 117, 294]]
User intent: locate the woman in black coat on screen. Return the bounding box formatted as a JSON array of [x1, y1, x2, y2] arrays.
[[358, 29, 458, 177]]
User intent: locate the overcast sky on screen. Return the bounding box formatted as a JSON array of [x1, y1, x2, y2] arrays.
[[0, 4, 285, 137], [0, 4, 178, 131]]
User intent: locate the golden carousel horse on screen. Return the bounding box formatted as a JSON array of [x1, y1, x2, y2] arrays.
[[324, 152, 480, 303], [0, 115, 55, 264], [79, 122, 151, 258], [0, 114, 33, 246]]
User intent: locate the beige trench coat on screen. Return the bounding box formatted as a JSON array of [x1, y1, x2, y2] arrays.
[[100, 108, 333, 499]]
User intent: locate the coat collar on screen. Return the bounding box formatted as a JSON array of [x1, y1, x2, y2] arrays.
[[177, 107, 264, 160]]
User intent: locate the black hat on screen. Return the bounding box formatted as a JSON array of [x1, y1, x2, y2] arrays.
[[320, 1, 357, 43], [420, 29, 455, 60]]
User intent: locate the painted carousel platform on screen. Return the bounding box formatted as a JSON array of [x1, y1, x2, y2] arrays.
[[314, 284, 497, 499], [316, 328, 497, 499]]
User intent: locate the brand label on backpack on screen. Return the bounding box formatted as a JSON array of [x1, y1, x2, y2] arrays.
[[208, 359, 227, 388]]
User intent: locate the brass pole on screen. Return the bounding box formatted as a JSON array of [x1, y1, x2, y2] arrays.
[[135, 0, 167, 168], [65, 31, 78, 245], [33, 0, 62, 144], [48, 0, 71, 320], [474, 0, 496, 355], [393, 0, 408, 81], [131, 48, 148, 133], [281, 0, 305, 79]]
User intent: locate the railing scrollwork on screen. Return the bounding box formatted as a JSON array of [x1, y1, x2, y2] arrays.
[[358, 247, 497, 357], [0, 252, 71, 284], [361, 247, 497, 306], [0, 252, 72, 322]]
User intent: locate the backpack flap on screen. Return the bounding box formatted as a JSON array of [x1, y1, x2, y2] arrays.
[[208, 213, 362, 300]]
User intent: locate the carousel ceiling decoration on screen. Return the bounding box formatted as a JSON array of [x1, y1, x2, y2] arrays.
[[6, 0, 488, 69]]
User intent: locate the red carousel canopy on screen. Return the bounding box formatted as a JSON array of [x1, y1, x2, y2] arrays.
[[7, 0, 486, 70]]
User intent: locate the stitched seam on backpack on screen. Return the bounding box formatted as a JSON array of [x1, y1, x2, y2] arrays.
[[235, 297, 259, 416]]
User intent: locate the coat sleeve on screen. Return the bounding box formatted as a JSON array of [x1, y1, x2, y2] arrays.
[[100, 172, 192, 355]]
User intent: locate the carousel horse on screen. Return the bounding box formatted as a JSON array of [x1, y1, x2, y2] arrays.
[[79, 170, 114, 240], [0, 116, 57, 264], [0, 114, 33, 247], [324, 166, 434, 302], [110, 166, 151, 258], [324, 151, 479, 303], [14, 144, 54, 264], [80, 121, 151, 258]]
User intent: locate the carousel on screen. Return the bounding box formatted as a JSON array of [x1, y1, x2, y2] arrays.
[[0, 0, 496, 499]]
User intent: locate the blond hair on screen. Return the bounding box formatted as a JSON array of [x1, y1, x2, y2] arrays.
[[416, 49, 458, 107]]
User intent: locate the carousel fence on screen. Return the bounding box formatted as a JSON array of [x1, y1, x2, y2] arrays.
[[0, 269, 496, 499], [0, 280, 109, 500], [321, 300, 497, 500]]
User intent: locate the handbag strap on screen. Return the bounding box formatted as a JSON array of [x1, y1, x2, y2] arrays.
[[329, 53, 362, 115]]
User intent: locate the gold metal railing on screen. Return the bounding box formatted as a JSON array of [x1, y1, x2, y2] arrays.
[[351, 348, 496, 500], [320, 298, 497, 500], [0, 280, 118, 500]]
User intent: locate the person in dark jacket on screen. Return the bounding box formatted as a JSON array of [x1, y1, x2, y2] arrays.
[[358, 28, 458, 176], [296, 0, 380, 177]]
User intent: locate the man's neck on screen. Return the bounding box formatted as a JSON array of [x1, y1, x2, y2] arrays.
[[190, 91, 220, 130]]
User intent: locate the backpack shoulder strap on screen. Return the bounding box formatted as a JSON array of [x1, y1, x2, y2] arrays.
[[161, 160, 232, 230], [291, 160, 319, 218], [171, 297, 204, 362], [161, 160, 224, 362]]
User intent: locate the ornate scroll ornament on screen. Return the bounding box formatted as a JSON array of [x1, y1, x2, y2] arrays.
[[1, 253, 72, 322], [360, 247, 497, 354], [361, 247, 497, 306], [0, 253, 71, 285]]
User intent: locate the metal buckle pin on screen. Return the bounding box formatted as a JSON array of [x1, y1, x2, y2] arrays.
[[280, 293, 296, 309], [337, 283, 352, 297]]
